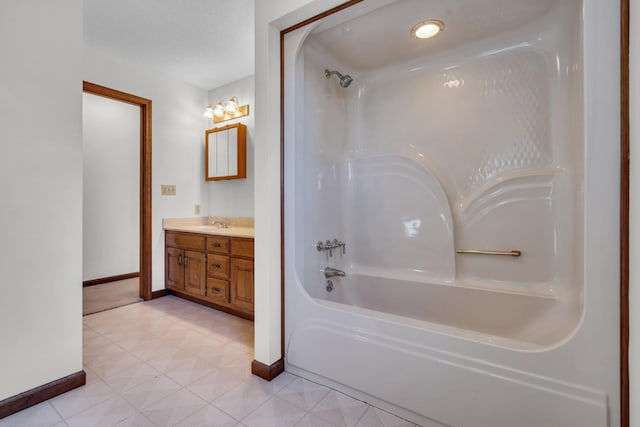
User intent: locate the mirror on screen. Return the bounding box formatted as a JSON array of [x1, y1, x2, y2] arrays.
[[206, 123, 246, 181]]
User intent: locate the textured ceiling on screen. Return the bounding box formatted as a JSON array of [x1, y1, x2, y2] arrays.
[[84, 0, 254, 90]]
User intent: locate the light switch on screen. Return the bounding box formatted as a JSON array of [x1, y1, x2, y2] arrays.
[[161, 184, 176, 196], [195, 204, 201, 215]]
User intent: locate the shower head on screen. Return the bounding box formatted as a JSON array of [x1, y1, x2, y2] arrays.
[[325, 69, 353, 88]]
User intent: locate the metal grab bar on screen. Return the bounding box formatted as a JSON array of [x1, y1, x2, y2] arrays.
[[456, 249, 522, 257]]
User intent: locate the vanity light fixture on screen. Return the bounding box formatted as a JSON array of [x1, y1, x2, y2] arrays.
[[203, 96, 249, 124], [411, 19, 444, 39]]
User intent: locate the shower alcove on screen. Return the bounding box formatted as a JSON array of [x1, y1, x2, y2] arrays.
[[282, 0, 620, 426]]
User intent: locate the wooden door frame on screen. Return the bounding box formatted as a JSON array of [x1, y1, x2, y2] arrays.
[[620, 0, 630, 425], [280, 1, 630, 425], [82, 81, 153, 301]]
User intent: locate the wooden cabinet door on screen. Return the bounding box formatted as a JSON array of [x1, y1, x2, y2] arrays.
[[230, 258, 254, 312], [166, 247, 184, 291], [184, 250, 206, 296]]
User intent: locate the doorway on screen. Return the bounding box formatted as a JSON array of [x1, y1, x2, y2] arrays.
[[82, 82, 152, 306]]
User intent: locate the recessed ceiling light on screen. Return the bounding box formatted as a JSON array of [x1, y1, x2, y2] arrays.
[[411, 20, 444, 39]]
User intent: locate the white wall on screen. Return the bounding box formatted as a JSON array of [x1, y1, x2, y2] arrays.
[[206, 75, 255, 217], [84, 46, 209, 292], [254, 0, 344, 366], [83, 93, 140, 281], [629, 1, 638, 425], [0, 0, 83, 400]]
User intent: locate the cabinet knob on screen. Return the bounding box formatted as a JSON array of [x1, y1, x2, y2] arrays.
[[214, 243, 222, 248], [212, 287, 222, 293], [212, 263, 222, 268]]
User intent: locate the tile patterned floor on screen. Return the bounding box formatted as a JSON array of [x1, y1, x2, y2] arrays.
[[0, 296, 419, 427], [83, 278, 142, 315]]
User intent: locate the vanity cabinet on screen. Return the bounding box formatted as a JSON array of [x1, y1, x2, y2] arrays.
[[165, 230, 254, 319], [165, 233, 206, 295]]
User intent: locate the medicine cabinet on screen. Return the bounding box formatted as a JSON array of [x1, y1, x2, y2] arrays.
[[205, 123, 247, 181]]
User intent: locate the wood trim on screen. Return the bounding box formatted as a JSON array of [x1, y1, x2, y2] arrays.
[[82, 81, 153, 301], [83, 81, 150, 106], [169, 290, 254, 321], [281, 0, 365, 35], [279, 0, 364, 369], [141, 90, 153, 302], [0, 371, 85, 420], [151, 289, 170, 299], [620, 0, 630, 425], [251, 358, 284, 381], [82, 272, 139, 287], [280, 30, 286, 358]]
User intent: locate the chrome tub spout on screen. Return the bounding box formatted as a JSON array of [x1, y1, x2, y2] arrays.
[[323, 267, 346, 278]]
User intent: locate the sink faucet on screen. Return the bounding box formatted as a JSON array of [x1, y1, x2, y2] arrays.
[[323, 267, 346, 278], [211, 220, 228, 229]]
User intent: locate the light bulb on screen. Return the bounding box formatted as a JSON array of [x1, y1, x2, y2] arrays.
[[203, 106, 214, 119], [411, 20, 444, 39], [213, 102, 225, 117], [225, 96, 238, 113]]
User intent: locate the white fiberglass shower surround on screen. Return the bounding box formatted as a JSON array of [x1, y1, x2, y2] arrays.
[[283, 0, 620, 426]]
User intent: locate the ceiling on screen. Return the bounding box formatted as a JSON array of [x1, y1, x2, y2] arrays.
[[311, 0, 556, 72], [84, 0, 255, 90]]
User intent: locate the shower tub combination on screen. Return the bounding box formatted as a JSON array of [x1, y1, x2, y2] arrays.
[[283, 1, 619, 426]]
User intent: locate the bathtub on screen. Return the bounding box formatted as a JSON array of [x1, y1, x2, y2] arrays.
[[283, 0, 620, 426], [317, 273, 576, 349]]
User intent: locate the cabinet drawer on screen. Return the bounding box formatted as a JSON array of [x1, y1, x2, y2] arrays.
[[207, 254, 229, 278], [231, 238, 254, 258], [206, 277, 229, 303], [166, 231, 205, 250], [206, 236, 230, 254]]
